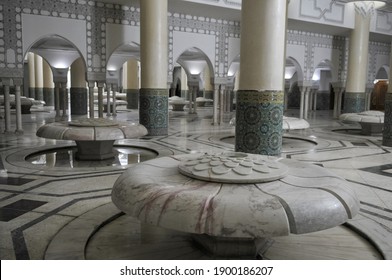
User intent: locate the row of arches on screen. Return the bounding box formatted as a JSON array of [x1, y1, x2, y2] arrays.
[[19, 33, 391, 114]]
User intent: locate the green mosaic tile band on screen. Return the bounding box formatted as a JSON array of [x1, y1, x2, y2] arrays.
[[139, 88, 168, 136], [235, 90, 284, 156], [344, 92, 365, 113], [382, 92, 392, 147]]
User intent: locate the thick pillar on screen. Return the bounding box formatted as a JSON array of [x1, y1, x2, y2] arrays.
[[125, 59, 140, 109], [27, 52, 35, 99], [13, 78, 23, 134], [70, 58, 87, 115], [34, 54, 44, 101], [344, 2, 373, 113], [235, 0, 288, 156], [139, 0, 168, 136], [382, 43, 392, 147], [43, 59, 54, 106]]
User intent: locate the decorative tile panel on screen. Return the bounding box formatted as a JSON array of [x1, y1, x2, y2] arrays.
[[139, 88, 169, 136], [343, 92, 366, 113], [235, 90, 284, 156]]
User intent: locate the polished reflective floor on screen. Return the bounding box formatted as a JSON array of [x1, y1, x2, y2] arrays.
[[1, 106, 392, 260]]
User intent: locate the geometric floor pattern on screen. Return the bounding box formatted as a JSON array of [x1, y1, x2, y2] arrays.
[[1, 107, 392, 259]]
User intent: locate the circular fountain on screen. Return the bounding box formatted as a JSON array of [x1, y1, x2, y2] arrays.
[[112, 152, 360, 257], [36, 118, 148, 160]]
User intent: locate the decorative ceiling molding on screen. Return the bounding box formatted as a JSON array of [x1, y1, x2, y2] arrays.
[[300, 0, 345, 24]]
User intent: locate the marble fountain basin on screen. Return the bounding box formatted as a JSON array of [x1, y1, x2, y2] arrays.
[[36, 118, 147, 160], [112, 152, 360, 256], [339, 110, 384, 135]]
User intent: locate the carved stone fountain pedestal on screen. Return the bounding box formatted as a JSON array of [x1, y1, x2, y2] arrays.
[[36, 118, 147, 160], [112, 152, 360, 257]]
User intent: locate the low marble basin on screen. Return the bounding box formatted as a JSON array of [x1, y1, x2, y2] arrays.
[[230, 116, 310, 130], [36, 118, 147, 160], [339, 111, 384, 135], [112, 152, 359, 256]]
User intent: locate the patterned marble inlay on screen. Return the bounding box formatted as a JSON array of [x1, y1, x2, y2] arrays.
[[178, 152, 288, 183], [235, 90, 284, 156], [344, 92, 366, 113]]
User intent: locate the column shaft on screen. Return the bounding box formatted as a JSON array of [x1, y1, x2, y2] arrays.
[[235, 0, 287, 156], [34, 54, 44, 101], [344, 5, 372, 113], [43, 59, 54, 106], [139, 0, 168, 136], [382, 43, 392, 147]]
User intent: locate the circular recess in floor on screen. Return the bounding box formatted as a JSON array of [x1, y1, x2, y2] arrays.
[[84, 214, 383, 260], [220, 136, 317, 153], [26, 145, 158, 168]]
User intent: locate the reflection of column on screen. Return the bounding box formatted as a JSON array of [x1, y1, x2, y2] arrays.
[[14, 78, 23, 134], [97, 82, 105, 118], [382, 43, 392, 147], [34, 54, 44, 101], [235, 0, 287, 156], [2, 78, 12, 133], [139, 0, 168, 136], [28, 52, 35, 99], [344, 2, 373, 113], [125, 59, 140, 109], [70, 58, 87, 115], [43, 59, 54, 106]]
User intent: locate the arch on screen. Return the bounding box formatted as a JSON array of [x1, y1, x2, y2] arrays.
[[227, 54, 240, 78], [286, 56, 304, 82], [106, 41, 140, 71], [175, 47, 214, 91], [22, 14, 87, 64], [375, 65, 389, 80], [312, 59, 337, 82], [24, 34, 86, 70]]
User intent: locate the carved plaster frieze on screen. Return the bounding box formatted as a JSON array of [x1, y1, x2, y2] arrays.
[[300, 0, 345, 24], [354, 1, 375, 18]]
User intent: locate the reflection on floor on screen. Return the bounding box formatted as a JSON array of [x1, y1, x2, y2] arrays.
[[0, 107, 391, 260]]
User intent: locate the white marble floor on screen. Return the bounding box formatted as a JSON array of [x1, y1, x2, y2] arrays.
[[1, 106, 392, 260]]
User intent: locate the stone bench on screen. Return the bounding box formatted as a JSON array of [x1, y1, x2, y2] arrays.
[[339, 111, 384, 135]]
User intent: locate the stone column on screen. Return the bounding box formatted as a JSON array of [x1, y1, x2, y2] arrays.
[[97, 81, 105, 118], [27, 52, 35, 99], [106, 83, 112, 116], [125, 59, 140, 109], [70, 58, 88, 115], [13, 78, 23, 134], [304, 88, 310, 120], [344, 2, 373, 113], [235, 0, 288, 156], [382, 43, 392, 147], [61, 82, 68, 120], [43, 59, 54, 106], [54, 82, 61, 119], [332, 82, 345, 119], [219, 84, 225, 124], [88, 81, 95, 118], [2, 78, 12, 133], [34, 54, 44, 101], [112, 84, 118, 117], [139, 0, 168, 136], [284, 81, 290, 111], [212, 84, 220, 125]]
